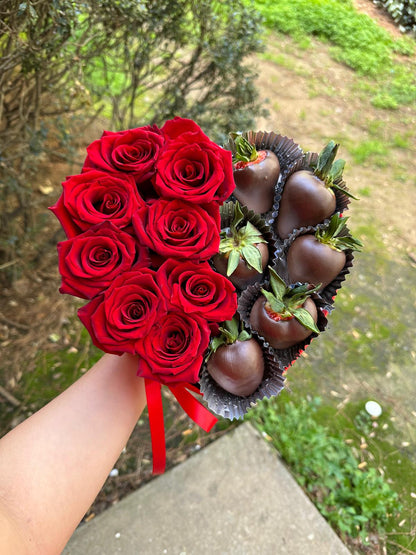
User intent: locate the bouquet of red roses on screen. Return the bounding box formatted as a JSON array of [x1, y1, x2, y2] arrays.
[[51, 117, 238, 472], [51, 116, 362, 474]]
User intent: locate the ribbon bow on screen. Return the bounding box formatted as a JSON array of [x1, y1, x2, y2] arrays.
[[144, 378, 218, 474]]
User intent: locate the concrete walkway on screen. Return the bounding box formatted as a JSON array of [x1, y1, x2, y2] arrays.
[[64, 423, 351, 555]]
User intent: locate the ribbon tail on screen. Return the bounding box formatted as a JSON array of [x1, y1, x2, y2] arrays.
[[144, 379, 166, 475], [169, 384, 218, 433]]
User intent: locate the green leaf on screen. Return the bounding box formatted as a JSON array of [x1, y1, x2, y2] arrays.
[[210, 335, 225, 354], [330, 182, 359, 200], [238, 330, 252, 342], [227, 250, 240, 276], [292, 307, 320, 334], [224, 317, 239, 338], [316, 213, 363, 252], [261, 289, 285, 314], [241, 244, 263, 273], [315, 141, 339, 180], [231, 134, 258, 163], [268, 267, 287, 301], [231, 201, 245, 231], [328, 158, 345, 182], [242, 221, 266, 241]]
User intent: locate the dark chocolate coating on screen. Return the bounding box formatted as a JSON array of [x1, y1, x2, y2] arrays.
[[276, 170, 336, 239], [233, 150, 280, 214], [207, 339, 264, 396], [287, 234, 346, 291], [249, 295, 317, 350]]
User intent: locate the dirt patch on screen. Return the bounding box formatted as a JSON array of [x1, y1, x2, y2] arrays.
[[253, 38, 416, 256]]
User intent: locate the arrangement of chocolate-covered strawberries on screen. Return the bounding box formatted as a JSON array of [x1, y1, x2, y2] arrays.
[[200, 131, 362, 419]]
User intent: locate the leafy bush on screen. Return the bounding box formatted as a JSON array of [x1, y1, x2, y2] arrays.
[[375, 0, 416, 34], [249, 397, 402, 543], [0, 0, 264, 284]]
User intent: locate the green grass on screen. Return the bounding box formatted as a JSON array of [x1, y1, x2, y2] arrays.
[[248, 394, 415, 552], [251, 0, 416, 109]]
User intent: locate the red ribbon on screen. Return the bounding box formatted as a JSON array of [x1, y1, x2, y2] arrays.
[[144, 379, 218, 474]]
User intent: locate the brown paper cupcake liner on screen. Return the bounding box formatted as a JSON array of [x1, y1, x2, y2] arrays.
[[237, 281, 328, 370], [199, 336, 285, 420]]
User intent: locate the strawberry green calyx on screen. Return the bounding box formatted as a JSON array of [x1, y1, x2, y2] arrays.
[[229, 132, 258, 164], [261, 267, 321, 334], [208, 316, 252, 357], [219, 201, 267, 276], [313, 141, 358, 200], [316, 213, 363, 252]]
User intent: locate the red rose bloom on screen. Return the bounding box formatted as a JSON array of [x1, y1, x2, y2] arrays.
[[57, 222, 148, 300], [78, 269, 166, 354], [136, 310, 211, 385], [154, 117, 234, 204], [50, 170, 144, 238], [132, 198, 220, 262], [158, 259, 237, 322], [83, 125, 164, 186]]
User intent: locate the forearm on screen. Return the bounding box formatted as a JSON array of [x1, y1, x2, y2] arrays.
[[0, 353, 146, 555]]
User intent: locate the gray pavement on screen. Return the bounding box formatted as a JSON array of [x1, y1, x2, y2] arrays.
[[64, 423, 351, 555]]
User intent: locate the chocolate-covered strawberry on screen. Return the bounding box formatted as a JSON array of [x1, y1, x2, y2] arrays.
[[207, 316, 264, 397], [276, 141, 357, 239], [212, 202, 268, 289], [230, 133, 280, 214], [249, 267, 321, 350], [287, 213, 363, 291]]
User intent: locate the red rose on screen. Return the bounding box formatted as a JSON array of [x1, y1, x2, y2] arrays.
[[154, 117, 235, 204], [83, 125, 164, 186], [158, 259, 237, 322], [161, 117, 203, 140], [136, 310, 211, 384], [50, 170, 144, 238], [57, 222, 149, 300], [78, 269, 166, 354], [132, 199, 220, 262]]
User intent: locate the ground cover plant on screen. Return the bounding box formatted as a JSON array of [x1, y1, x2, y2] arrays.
[[251, 0, 416, 109], [248, 396, 403, 546]]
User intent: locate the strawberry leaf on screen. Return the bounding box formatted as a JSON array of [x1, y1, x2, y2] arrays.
[[241, 244, 263, 273], [243, 221, 267, 242], [316, 213, 363, 252], [292, 307, 320, 334], [224, 317, 239, 338], [269, 267, 286, 301], [330, 182, 359, 200], [328, 158, 345, 182], [210, 335, 225, 354], [230, 133, 258, 163], [227, 250, 240, 276], [315, 141, 339, 180], [231, 201, 245, 231], [261, 289, 285, 314], [238, 330, 252, 342]]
